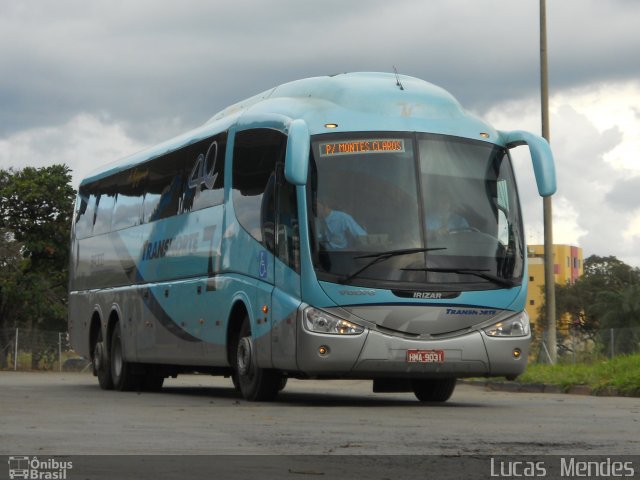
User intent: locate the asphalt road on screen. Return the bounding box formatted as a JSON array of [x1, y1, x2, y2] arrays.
[[1, 371, 638, 458]]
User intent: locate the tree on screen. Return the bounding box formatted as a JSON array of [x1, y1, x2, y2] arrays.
[[582, 255, 636, 290], [559, 256, 638, 328], [594, 283, 640, 355], [538, 255, 640, 358], [0, 165, 75, 272], [0, 228, 26, 368], [0, 165, 75, 368]]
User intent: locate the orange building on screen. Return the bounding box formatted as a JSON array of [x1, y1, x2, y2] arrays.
[[525, 244, 584, 326]]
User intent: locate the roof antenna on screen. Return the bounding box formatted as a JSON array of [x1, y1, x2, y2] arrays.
[[393, 66, 404, 91]]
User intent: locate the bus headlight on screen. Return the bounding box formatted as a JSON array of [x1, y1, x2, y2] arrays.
[[483, 312, 530, 337], [303, 307, 364, 335]]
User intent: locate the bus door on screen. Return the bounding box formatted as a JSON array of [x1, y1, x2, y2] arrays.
[[233, 128, 294, 369], [270, 163, 301, 370]]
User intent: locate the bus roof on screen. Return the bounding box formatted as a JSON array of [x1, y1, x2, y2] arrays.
[[80, 72, 498, 187]]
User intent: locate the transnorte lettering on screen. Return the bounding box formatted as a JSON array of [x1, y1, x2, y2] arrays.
[[142, 232, 200, 261]]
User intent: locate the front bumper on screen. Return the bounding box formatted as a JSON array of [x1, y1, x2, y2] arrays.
[[296, 322, 530, 379]]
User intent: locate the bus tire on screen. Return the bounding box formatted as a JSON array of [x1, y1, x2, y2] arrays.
[[110, 322, 140, 391], [411, 378, 456, 402], [94, 329, 114, 390], [235, 318, 282, 401]]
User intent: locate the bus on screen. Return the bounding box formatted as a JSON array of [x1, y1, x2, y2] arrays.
[[68, 72, 556, 402]]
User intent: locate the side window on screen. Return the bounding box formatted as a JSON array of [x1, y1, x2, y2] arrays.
[[111, 193, 143, 231], [182, 133, 226, 213], [145, 156, 185, 222], [74, 191, 97, 239], [276, 167, 300, 272], [232, 129, 286, 244], [261, 172, 276, 252], [142, 192, 161, 223], [142, 192, 160, 223], [74, 131, 228, 235], [92, 193, 116, 235]]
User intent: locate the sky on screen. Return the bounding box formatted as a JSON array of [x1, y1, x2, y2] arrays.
[[1, 0, 639, 267]]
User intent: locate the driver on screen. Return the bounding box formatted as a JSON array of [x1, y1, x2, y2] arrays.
[[316, 199, 366, 250], [426, 195, 469, 236]]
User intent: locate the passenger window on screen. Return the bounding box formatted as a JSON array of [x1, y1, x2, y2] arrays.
[[112, 193, 143, 231], [145, 158, 185, 222], [92, 193, 116, 235], [74, 192, 97, 239], [182, 133, 227, 213], [142, 192, 161, 223], [232, 129, 286, 244]]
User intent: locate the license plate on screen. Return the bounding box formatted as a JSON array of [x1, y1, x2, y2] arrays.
[[406, 349, 445, 363]]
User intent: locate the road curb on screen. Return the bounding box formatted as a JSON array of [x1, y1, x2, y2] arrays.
[[460, 379, 638, 397]]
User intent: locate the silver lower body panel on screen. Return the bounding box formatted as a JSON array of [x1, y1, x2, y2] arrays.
[[297, 325, 530, 379]]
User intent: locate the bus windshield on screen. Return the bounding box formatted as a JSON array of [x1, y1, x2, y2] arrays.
[[308, 132, 524, 291]]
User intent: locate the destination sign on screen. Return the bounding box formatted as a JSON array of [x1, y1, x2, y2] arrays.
[[319, 139, 405, 157]]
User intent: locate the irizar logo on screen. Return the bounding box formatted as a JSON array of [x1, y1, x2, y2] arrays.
[[412, 292, 444, 299], [392, 290, 460, 300]]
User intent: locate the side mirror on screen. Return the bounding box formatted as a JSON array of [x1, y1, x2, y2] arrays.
[[499, 130, 557, 197], [285, 119, 310, 185]]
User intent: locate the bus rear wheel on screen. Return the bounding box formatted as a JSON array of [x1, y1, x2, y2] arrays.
[[94, 329, 114, 390], [411, 378, 457, 402], [110, 322, 140, 391], [235, 318, 282, 401]]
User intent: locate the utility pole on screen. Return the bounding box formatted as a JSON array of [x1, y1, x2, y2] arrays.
[[540, 0, 557, 363]]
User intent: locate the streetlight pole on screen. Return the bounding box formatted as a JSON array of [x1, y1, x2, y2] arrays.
[[540, 0, 557, 363]]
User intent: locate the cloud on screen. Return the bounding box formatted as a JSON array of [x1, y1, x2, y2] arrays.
[[2, 0, 639, 142], [485, 80, 640, 267], [0, 113, 148, 188], [606, 177, 640, 211]]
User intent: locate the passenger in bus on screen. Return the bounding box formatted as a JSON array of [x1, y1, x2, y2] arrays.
[[425, 195, 469, 237], [316, 199, 366, 250]]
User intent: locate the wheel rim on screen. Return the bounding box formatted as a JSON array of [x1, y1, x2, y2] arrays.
[[112, 336, 123, 377], [237, 337, 253, 377], [94, 342, 104, 372]]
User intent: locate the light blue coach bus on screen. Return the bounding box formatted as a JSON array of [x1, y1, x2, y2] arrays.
[[68, 72, 556, 402]]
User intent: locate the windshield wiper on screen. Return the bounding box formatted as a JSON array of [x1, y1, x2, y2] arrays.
[[401, 267, 516, 288], [339, 247, 446, 284]]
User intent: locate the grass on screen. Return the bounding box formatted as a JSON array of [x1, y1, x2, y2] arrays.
[[518, 354, 640, 396]]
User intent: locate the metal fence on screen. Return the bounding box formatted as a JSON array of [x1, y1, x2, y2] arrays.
[[533, 326, 640, 364], [0, 328, 89, 372]]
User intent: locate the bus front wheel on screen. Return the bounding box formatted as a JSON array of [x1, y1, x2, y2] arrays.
[[235, 318, 282, 401], [411, 378, 457, 402]]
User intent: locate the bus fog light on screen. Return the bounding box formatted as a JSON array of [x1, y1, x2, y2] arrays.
[[318, 345, 329, 355], [513, 348, 522, 359], [303, 307, 364, 335], [483, 312, 530, 337]]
